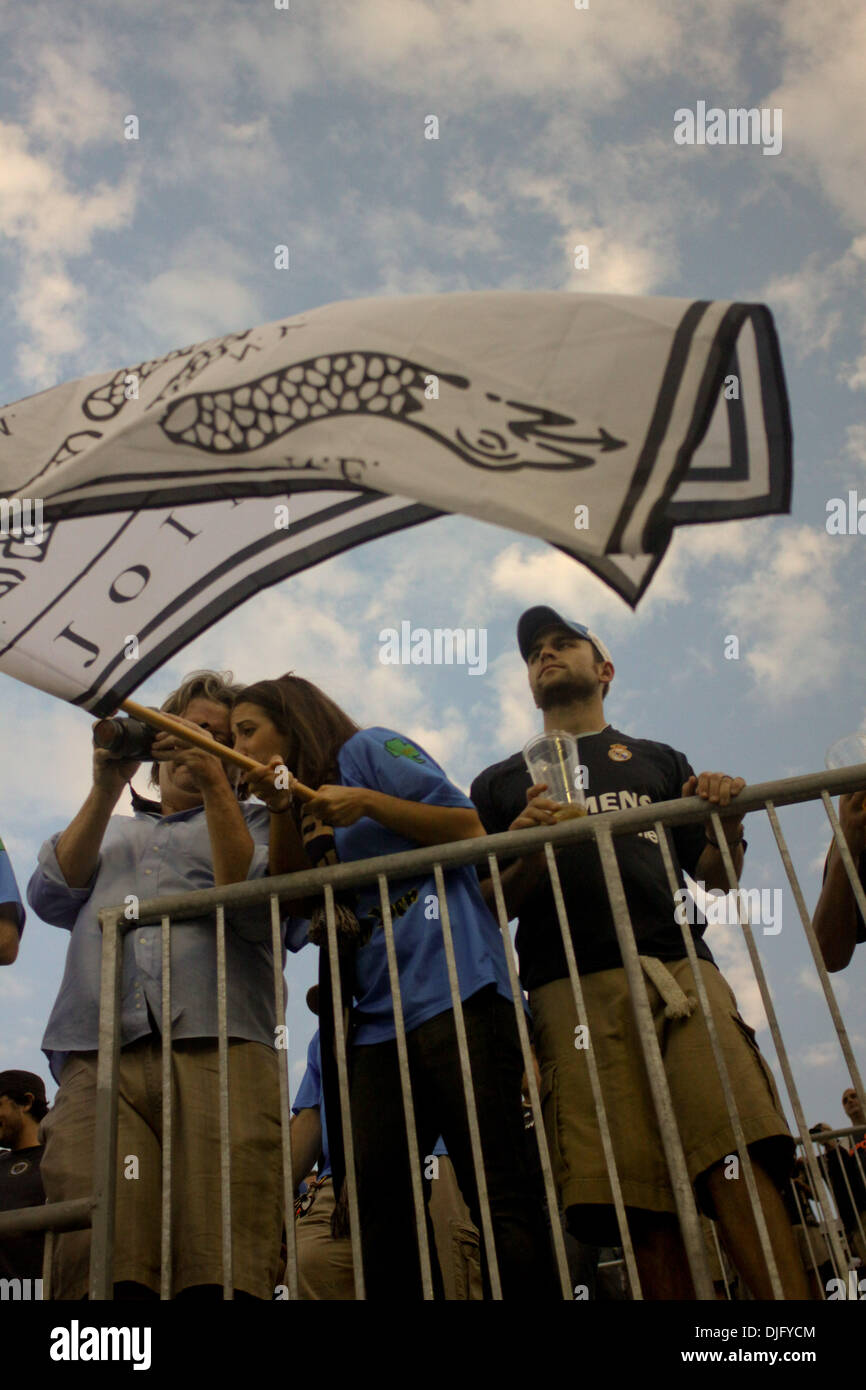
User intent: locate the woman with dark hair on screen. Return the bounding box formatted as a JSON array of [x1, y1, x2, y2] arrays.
[[230, 674, 556, 1300]]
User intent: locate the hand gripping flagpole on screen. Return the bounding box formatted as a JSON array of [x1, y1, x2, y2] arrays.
[[118, 697, 316, 801]]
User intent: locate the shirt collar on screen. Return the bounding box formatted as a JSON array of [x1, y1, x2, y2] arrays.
[[130, 787, 204, 821]]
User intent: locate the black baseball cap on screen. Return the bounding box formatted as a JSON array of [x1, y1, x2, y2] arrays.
[[0, 1070, 47, 1107], [517, 607, 613, 665]]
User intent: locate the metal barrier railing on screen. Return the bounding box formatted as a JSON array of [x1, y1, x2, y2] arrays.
[[2, 761, 865, 1300], [784, 1124, 866, 1299]]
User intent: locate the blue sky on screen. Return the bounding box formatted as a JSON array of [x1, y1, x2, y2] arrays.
[[1, 0, 864, 1132]]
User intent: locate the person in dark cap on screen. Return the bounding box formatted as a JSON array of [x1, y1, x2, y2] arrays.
[[0, 1070, 49, 1289], [470, 606, 808, 1300]]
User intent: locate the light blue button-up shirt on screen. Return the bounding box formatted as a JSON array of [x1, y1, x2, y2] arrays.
[[29, 801, 287, 1083]]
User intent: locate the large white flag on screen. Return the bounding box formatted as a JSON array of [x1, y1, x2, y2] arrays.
[[0, 291, 790, 712]]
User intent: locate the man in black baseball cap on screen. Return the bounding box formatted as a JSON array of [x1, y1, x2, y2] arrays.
[[470, 606, 808, 1300], [0, 1069, 49, 1289]]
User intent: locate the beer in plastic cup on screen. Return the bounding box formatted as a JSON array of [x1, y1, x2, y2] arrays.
[[523, 730, 586, 820]]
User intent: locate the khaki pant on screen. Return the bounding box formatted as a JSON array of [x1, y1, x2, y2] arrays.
[[40, 1037, 284, 1299], [429, 1155, 483, 1301], [290, 1157, 482, 1299], [530, 959, 794, 1246], [293, 1180, 356, 1300]]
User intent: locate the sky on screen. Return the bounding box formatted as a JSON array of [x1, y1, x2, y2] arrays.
[[0, 0, 864, 1137]]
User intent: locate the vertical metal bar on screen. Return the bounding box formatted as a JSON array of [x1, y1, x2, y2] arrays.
[[655, 820, 784, 1299], [271, 894, 298, 1301], [788, 1167, 826, 1299], [432, 861, 502, 1299], [767, 799, 866, 1112], [594, 826, 716, 1301], [542, 842, 642, 1298], [818, 793, 866, 1120], [376, 873, 434, 1299], [707, 1220, 732, 1300], [160, 913, 172, 1301], [215, 902, 233, 1298], [89, 908, 124, 1300], [799, 1147, 845, 1282], [42, 1228, 54, 1302], [486, 852, 572, 1300], [709, 808, 850, 1280], [822, 1139, 866, 1265], [847, 1140, 866, 1244], [323, 883, 365, 1300], [813, 1151, 847, 1281]]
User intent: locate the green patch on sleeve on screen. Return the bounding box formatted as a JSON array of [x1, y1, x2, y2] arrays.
[[384, 736, 424, 763]]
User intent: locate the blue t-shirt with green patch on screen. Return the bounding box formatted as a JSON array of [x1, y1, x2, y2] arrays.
[[0, 836, 25, 933], [334, 727, 514, 1045]]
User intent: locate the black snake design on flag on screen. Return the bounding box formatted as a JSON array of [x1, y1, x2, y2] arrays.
[[157, 351, 627, 473]]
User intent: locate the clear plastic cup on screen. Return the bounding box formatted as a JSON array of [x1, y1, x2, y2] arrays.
[[523, 730, 586, 820]]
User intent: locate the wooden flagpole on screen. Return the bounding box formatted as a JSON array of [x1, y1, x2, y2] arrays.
[[120, 698, 315, 802]]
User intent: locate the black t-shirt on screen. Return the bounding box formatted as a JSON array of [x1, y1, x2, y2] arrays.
[[0, 1144, 45, 1282], [470, 726, 712, 990], [821, 845, 866, 943], [821, 1144, 866, 1227]]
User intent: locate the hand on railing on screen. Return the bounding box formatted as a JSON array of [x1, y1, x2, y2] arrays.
[[681, 771, 746, 842]]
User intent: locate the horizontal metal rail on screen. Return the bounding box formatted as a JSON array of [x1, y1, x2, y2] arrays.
[[15, 759, 866, 1299], [118, 763, 866, 925], [0, 1197, 92, 1237]]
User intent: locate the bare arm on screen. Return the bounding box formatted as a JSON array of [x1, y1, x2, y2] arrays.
[[365, 793, 484, 846], [693, 836, 746, 892], [682, 772, 746, 892], [55, 749, 140, 888], [152, 732, 256, 885], [305, 784, 486, 847], [291, 1108, 323, 1192], [200, 776, 257, 885], [244, 759, 317, 916], [812, 793, 866, 972], [478, 784, 559, 917], [0, 910, 20, 964]]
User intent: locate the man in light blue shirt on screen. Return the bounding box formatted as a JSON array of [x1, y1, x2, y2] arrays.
[[28, 671, 286, 1301]]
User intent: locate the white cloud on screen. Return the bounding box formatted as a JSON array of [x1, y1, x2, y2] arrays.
[[0, 973, 34, 1002], [161, 573, 476, 777], [487, 652, 539, 759], [25, 48, 127, 148], [844, 424, 866, 469], [768, 1, 866, 226], [796, 966, 849, 1008], [798, 1040, 842, 1071], [133, 269, 263, 347], [706, 930, 768, 1034], [758, 238, 866, 367], [315, 0, 750, 103], [0, 119, 136, 385], [716, 523, 847, 700], [488, 542, 632, 631]]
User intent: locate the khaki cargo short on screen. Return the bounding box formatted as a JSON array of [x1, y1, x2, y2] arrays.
[[40, 1037, 284, 1299], [289, 1157, 483, 1301], [530, 958, 794, 1246]]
